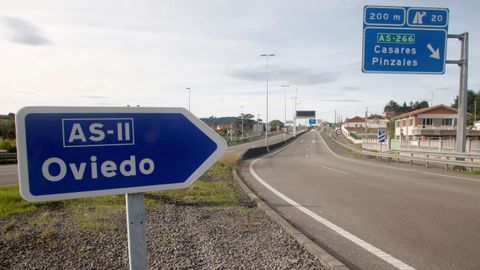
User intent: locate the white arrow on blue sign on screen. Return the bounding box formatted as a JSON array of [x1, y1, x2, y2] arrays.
[[362, 6, 449, 74], [16, 107, 227, 202]]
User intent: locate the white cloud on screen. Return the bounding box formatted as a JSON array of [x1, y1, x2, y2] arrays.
[[0, 0, 478, 122], [2, 16, 51, 45]]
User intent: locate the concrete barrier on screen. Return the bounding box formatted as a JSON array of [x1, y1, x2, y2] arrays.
[[241, 130, 308, 160]]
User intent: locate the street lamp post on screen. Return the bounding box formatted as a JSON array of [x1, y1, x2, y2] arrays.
[[240, 105, 244, 140], [260, 53, 275, 151], [292, 88, 298, 136], [281, 84, 290, 141], [186, 88, 191, 112]]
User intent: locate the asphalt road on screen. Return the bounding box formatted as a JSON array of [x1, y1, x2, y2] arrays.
[[0, 132, 296, 185], [0, 164, 18, 185], [240, 129, 480, 270]]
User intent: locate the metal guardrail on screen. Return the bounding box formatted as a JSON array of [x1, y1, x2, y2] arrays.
[[322, 129, 480, 171], [394, 149, 480, 160], [0, 153, 17, 160]]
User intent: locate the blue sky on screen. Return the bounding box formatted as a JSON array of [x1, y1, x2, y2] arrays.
[[0, 0, 478, 122]]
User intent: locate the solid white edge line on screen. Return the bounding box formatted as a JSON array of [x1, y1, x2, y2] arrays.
[[321, 166, 349, 175], [317, 130, 480, 183], [249, 133, 415, 270]]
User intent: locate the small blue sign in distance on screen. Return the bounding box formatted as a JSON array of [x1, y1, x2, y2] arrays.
[[309, 119, 316, 125], [362, 5, 449, 74], [378, 129, 386, 143], [16, 107, 227, 202]]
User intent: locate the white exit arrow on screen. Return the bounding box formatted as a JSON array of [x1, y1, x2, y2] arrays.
[[427, 43, 440, 60]]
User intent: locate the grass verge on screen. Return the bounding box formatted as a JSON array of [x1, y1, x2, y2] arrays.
[[462, 170, 480, 175], [0, 154, 241, 223]]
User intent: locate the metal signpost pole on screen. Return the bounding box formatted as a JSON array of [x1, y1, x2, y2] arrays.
[[126, 193, 147, 270], [125, 105, 147, 270], [446, 33, 469, 153]]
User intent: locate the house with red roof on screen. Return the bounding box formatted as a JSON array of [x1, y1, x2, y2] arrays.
[[393, 104, 480, 140], [343, 116, 366, 128]]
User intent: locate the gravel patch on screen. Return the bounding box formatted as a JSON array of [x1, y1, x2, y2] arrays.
[[1, 200, 325, 269], [147, 205, 323, 269]]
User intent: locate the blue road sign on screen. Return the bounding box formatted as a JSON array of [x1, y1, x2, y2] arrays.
[[309, 119, 316, 125], [378, 129, 386, 143], [362, 6, 449, 74], [16, 107, 227, 202]]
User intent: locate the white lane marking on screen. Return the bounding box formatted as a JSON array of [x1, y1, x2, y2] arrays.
[[305, 154, 309, 158], [316, 131, 480, 183], [300, 140, 304, 144], [312, 140, 316, 144], [249, 149, 415, 270], [322, 166, 349, 175]]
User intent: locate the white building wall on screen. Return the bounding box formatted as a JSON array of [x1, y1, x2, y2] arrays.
[[343, 122, 365, 128]]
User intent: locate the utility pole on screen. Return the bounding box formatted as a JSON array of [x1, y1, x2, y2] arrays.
[[334, 110, 337, 128], [186, 88, 191, 112], [281, 84, 290, 141], [260, 53, 275, 151], [293, 88, 298, 137], [446, 33, 469, 153], [475, 98, 477, 125], [240, 106, 244, 140], [364, 107, 368, 141]]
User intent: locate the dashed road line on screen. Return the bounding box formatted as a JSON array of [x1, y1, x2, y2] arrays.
[[321, 166, 349, 175], [249, 134, 415, 270], [249, 152, 415, 270], [316, 130, 480, 183]]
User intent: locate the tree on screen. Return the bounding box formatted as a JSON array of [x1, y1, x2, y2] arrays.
[[452, 90, 480, 125], [234, 112, 258, 136], [269, 120, 284, 130], [0, 118, 15, 139], [411, 100, 429, 110], [383, 100, 429, 115], [384, 100, 401, 114]]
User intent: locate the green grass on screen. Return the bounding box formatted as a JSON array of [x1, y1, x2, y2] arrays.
[[0, 185, 43, 217], [206, 154, 238, 180], [145, 180, 240, 207], [462, 170, 480, 175], [0, 155, 241, 222]]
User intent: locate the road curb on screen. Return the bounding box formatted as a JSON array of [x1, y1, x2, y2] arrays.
[[232, 167, 349, 270]]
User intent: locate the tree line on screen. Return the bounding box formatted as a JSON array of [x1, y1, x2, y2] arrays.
[[0, 113, 15, 139], [383, 100, 429, 115]]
